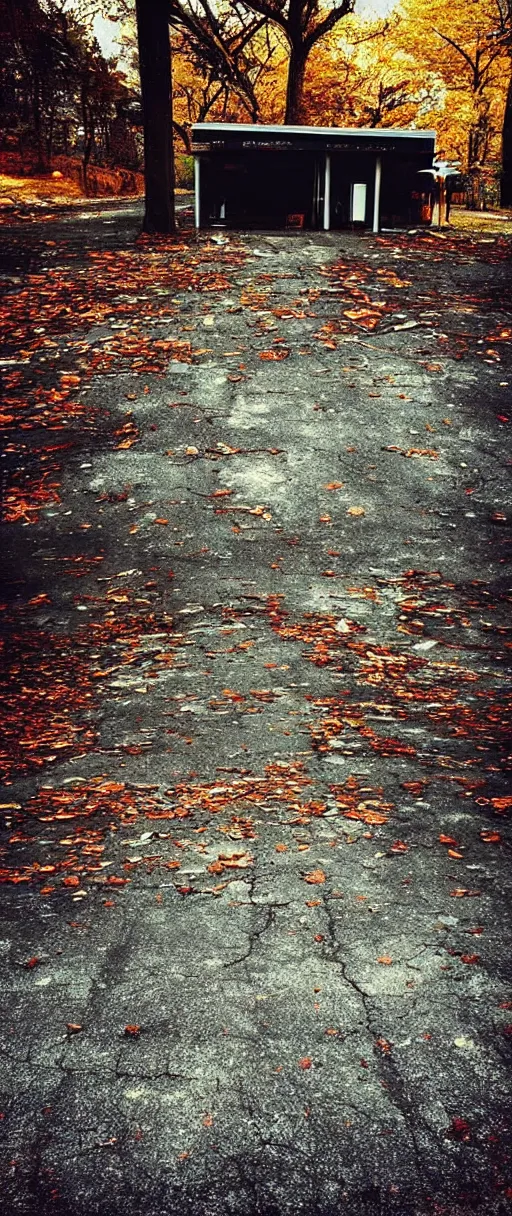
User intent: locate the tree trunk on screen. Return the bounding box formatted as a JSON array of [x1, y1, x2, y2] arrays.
[[46, 107, 55, 164], [501, 71, 512, 208], [81, 86, 92, 194], [466, 169, 485, 210], [284, 45, 307, 124], [135, 0, 175, 234], [32, 75, 47, 171]]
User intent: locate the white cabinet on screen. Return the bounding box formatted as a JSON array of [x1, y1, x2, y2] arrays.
[[350, 182, 367, 223]]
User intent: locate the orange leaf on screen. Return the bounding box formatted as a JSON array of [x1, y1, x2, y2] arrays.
[[377, 955, 392, 965], [124, 1024, 141, 1037], [490, 796, 512, 811], [343, 808, 388, 825], [304, 869, 326, 885], [375, 1037, 392, 1053], [259, 348, 290, 361], [298, 1057, 312, 1069], [207, 852, 253, 874]]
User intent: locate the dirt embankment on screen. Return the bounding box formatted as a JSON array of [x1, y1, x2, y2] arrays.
[[0, 150, 143, 202]]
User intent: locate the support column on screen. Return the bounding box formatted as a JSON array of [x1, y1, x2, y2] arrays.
[[373, 155, 382, 233], [323, 154, 331, 231], [194, 157, 200, 229]]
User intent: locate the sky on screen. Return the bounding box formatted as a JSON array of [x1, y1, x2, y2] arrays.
[[93, 13, 120, 57]]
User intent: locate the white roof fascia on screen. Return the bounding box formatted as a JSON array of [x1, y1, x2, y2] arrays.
[[192, 123, 436, 140]]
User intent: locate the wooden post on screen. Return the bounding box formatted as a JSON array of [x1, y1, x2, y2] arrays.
[[323, 154, 331, 231], [373, 155, 381, 233], [439, 177, 446, 227]]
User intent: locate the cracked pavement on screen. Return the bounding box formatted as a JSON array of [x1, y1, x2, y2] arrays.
[[1, 200, 512, 1215]]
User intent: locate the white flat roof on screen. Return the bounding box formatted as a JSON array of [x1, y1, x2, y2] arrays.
[[193, 123, 436, 140]]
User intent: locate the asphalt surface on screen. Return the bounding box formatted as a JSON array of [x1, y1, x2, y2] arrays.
[[1, 199, 511, 1216]]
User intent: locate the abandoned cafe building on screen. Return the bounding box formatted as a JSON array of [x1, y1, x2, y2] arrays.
[[191, 123, 436, 232]]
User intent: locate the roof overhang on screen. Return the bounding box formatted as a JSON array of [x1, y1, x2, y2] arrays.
[[192, 123, 436, 156]]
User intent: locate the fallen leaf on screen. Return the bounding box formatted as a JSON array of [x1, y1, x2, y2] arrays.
[[377, 955, 393, 965], [490, 796, 512, 811], [303, 869, 326, 885], [447, 1117, 471, 1141], [298, 1057, 312, 1069], [375, 1037, 392, 1053], [347, 506, 365, 517], [207, 852, 254, 874]]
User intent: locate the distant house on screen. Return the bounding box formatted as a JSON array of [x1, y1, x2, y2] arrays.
[[191, 123, 436, 232]]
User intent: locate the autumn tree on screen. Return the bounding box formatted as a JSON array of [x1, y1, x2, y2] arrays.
[[1, 0, 81, 167], [399, 0, 510, 207], [109, 0, 285, 130], [489, 0, 512, 204], [240, 0, 356, 122], [1, 0, 138, 181], [170, 16, 286, 140], [303, 16, 432, 130], [168, 0, 273, 123]]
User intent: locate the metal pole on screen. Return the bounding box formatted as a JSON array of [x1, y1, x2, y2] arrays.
[[372, 155, 381, 234], [323, 154, 331, 231], [194, 157, 200, 229]]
